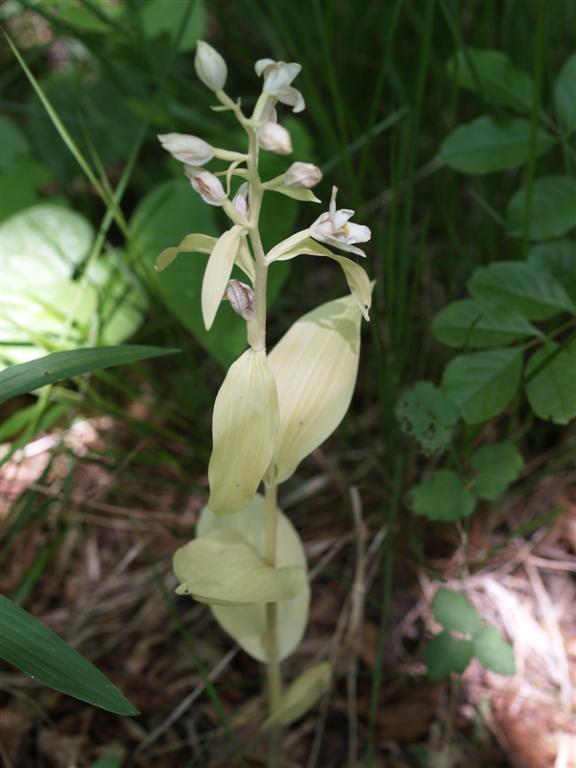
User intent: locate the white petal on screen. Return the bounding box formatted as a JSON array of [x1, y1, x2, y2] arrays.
[[208, 349, 279, 514], [201, 225, 243, 329], [255, 58, 275, 77], [268, 294, 363, 483], [157, 133, 213, 165], [277, 86, 305, 113], [345, 222, 371, 244]]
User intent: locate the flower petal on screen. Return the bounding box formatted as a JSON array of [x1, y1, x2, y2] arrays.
[[268, 294, 363, 483], [173, 529, 305, 605], [277, 86, 305, 113], [345, 222, 371, 244], [201, 225, 244, 330], [208, 348, 279, 514]]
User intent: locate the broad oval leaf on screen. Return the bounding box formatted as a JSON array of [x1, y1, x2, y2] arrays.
[[202, 225, 244, 330], [528, 240, 576, 304], [472, 626, 515, 676], [506, 176, 576, 241], [554, 51, 576, 133], [173, 529, 305, 605], [468, 261, 574, 321], [0, 595, 138, 715], [0, 346, 178, 405], [432, 589, 482, 634], [268, 294, 363, 484], [395, 381, 459, 456], [440, 116, 554, 174], [446, 48, 533, 112], [197, 494, 310, 663], [525, 339, 576, 425], [208, 349, 279, 514], [470, 442, 524, 500], [262, 662, 331, 730], [432, 299, 540, 348], [409, 470, 476, 522], [441, 347, 523, 424]]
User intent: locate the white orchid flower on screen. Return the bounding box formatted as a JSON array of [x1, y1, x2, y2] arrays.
[[158, 133, 214, 165], [255, 58, 305, 113], [184, 167, 227, 206], [285, 162, 322, 189], [310, 186, 371, 257], [195, 41, 227, 92], [258, 122, 293, 154]]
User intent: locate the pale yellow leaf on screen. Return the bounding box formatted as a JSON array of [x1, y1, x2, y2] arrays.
[[208, 349, 279, 514], [268, 294, 363, 483], [263, 662, 332, 729], [155, 233, 216, 272], [201, 224, 244, 330], [173, 528, 305, 605], [197, 494, 310, 662]]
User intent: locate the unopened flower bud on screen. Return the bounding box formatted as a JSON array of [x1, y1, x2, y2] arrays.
[[226, 279, 256, 320], [258, 122, 292, 155], [158, 133, 213, 165], [285, 162, 322, 189], [232, 182, 250, 218], [185, 167, 227, 206], [195, 41, 227, 91]]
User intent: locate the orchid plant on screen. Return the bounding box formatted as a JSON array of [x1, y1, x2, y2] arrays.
[[157, 41, 372, 745]]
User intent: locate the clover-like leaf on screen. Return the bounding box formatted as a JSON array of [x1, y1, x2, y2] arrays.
[[425, 632, 474, 680], [432, 589, 482, 634], [173, 528, 306, 605], [470, 442, 524, 500], [395, 381, 459, 456], [410, 470, 476, 522], [472, 626, 515, 676]]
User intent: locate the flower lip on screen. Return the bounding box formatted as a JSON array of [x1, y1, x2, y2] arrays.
[[310, 187, 371, 256], [255, 58, 305, 113]]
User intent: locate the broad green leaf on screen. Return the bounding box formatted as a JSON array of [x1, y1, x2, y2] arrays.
[[409, 470, 476, 522], [554, 52, 576, 133], [268, 294, 363, 484], [442, 347, 523, 424], [469, 261, 574, 320], [395, 381, 459, 456], [529, 240, 576, 304], [0, 115, 30, 171], [446, 48, 533, 111], [0, 160, 54, 223], [197, 494, 310, 663], [0, 346, 178, 404], [432, 589, 482, 634], [506, 176, 576, 241], [2, 204, 93, 289], [470, 443, 524, 500], [0, 595, 138, 715], [139, 0, 206, 51], [263, 662, 331, 729], [472, 626, 515, 676], [525, 340, 576, 425], [208, 349, 279, 515], [130, 179, 246, 369], [432, 299, 540, 348], [425, 632, 474, 679], [173, 529, 305, 605], [440, 116, 554, 174]]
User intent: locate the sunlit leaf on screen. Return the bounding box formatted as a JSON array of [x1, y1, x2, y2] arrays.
[[202, 225, 244, 330], [262, 662, 331, 729], [173, 529, 305, 605], [268, 294, 363, 483], [432, 299, 541, 347], [208, 349, 278, 514], [197, 494, 310, 663]]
